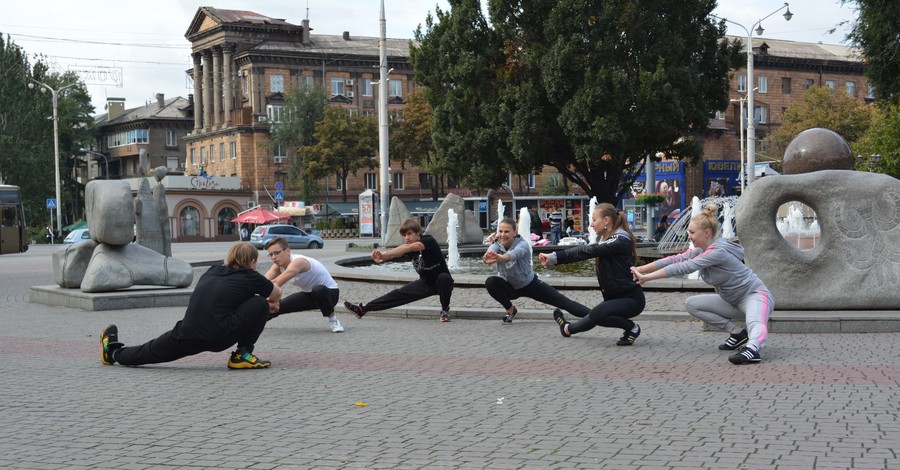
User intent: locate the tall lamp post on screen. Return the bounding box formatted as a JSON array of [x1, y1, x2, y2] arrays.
[[712, 2, 792, 185], [29, 79, 76, 234], [80, 148, 110, 180]]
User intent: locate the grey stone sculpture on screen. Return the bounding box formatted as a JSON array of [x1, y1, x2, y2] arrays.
[[736, 169, 900, 309], [152, 166, 173, 256], [384, 197, 412, 247], [425, 193, 483, 245], [51, 179, 193, 292], [782, 128, 854, 174]]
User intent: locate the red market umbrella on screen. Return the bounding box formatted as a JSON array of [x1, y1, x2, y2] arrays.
[[231, 207, 290, 224]]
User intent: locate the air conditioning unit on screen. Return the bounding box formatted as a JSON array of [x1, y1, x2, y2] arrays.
[[274, 156, 285, 164], [247, 201, 256, 209], [347, 91, 355, 98], [346, 79, 354, 86]]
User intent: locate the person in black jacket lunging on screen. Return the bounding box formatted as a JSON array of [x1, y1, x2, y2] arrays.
[[539, 203, 645, 345]]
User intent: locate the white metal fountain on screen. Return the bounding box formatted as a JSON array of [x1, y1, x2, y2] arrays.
[[447, 208, 460, 268]]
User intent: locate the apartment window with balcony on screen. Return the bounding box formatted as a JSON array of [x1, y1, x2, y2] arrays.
[[846, 81, 857, 97], [781, 77, 791, 94], [364, 173, 377, 190], [757, 76, 768, 93], [363, 79, 373, 96], [270, 74, 285, 94], [825, 80, 836, 89], [166, 130, 177, 147], [737, 75, 747, 93], [805, 78, 815, 89], [419, 173, 432, 189], [266, 105, 284, 123], [389, 79, 403, 97], [331, 77, 345, 96], [230, 141, 236, 160], [393, 172, 404, 190]]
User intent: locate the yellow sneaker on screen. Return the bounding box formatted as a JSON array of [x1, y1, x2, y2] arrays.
[[227, 351, 271, 369]]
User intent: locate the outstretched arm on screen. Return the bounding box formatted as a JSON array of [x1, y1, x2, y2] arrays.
[[267, 257, 311, 287], [372, 241, 425, 264]]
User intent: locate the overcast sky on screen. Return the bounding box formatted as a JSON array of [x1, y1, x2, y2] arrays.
[[3, 0, 857, 114]]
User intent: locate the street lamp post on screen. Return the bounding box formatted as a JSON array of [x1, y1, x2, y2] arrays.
[[713, 2, 792, 185], [80, 148, 110, 180], [29, 79, 76, 234]]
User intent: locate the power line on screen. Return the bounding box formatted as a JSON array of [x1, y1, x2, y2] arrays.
[[6, 32, 189, 49]]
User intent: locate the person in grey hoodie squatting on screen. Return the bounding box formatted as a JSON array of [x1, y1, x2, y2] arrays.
[[483, 218, 590, 324], [631, 204, 775, 365]]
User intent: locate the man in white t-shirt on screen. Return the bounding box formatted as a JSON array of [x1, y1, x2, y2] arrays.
[[264, 236, 344, 332]]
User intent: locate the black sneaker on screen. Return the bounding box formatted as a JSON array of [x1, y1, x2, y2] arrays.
[[344, 301, 366, 319], [729, 346, 761, 365], [440, 310, 451, 322], [227, 351, 271, 369], [502, 307, 517, 324], [553, 309, 571, 337], [616, 324, 641, 346], [718, 330, 749, 350], [100, 324, 119, 365]]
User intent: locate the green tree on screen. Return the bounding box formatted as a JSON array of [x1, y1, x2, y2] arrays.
[[840, 0, 900, 102], [765, 85, 873, 163], [411, 0, 741, 204], [390, 88, 446, 200], [267, 83, 328, 201], [300, 107, 378, 202], [0, 34, 94, 230], [853, 101, 900, 178]]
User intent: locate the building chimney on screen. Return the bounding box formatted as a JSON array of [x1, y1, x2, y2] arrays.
[[107, 98, 126, 121], [156, 93, 165, 109], [301, 19, 311, 45], [343, 31, 350, 41]]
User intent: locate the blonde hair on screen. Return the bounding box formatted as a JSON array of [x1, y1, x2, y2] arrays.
[[593, 203, 637, 263], [225, 241, 259, 269], [691, 203, 720, 235]]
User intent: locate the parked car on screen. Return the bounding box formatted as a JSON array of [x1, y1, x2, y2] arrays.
[[250, 224, 323, 250], [63, 229, 91, 244]]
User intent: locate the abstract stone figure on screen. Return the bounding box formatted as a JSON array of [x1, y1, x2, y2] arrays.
[[384, 197, 412, 247], [736, 170, 900, 309], [782, 128, 853, 175], [135, 177, 164, 255], [53, 179, 193, 292], [425, 193, 482, 245], [152, 166, 173, 256]]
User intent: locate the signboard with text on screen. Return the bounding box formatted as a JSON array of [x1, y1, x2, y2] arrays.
[[359, 190, 375, 237]]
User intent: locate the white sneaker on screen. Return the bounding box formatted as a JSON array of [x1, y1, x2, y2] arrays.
[[330, 318, 344, 333]]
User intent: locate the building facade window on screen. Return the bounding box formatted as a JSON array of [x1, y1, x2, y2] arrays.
[[335, 174, 344, 190], [525, 173, 536, 189], [867, 83, 875, 99], [106, 129, 149, 148], [393, 172, 404, 190], [846, 81, 856, 97], [274, 145, 288, 158], [781, 77, 791, 94], [302, 75, 315, 87], [219, 143, 225, 162], [190, 148, 195, 165], [754, 105, 767, 124], [825, 80, 836, 89], [737, 75, 747, 93], [209, 144, 216, 163], [180, 206, 200, 237], [217, 207, 236, 236], [266, 105, 284, 123], [419, 173, 432, 189], [363, 79, 373, 96], [230, 141, 237, 160], [200, 146, 206, 165], [270, 74, 285, 94], [167, 157, 179, 170], [757, 76, 768, 93], [166, 130, 177, 147], [364, 173, 377, 190], [331, 77, 345, 96], [389, 79, 403, 97]]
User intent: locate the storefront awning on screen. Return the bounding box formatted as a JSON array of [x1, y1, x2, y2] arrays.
[[324, 202, 359, 216], [407, 200, 443, 214]]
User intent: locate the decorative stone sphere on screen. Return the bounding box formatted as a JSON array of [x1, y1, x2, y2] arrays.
[[782, 128, 853, 174]]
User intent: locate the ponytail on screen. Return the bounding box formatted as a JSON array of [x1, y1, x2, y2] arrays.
[[593, 203, 638, 264]]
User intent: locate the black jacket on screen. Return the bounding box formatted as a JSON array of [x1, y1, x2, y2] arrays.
[[554, 232, 641, 298]]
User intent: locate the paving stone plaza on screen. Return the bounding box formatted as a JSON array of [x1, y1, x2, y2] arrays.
[[2, 241, 898, 469]]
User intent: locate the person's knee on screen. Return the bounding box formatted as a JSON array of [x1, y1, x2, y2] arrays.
[[684, 296, 701, 314], [485, 276, 503, 291]]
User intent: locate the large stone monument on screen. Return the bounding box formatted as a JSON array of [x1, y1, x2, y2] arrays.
[[52, 180, 193, 293], [424, 193, 483, 245], [736, 128, 900, 309]]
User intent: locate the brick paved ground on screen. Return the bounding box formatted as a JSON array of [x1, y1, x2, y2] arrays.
[[2, 243, 898, 469]]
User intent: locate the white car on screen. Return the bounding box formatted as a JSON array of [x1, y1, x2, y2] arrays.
[[62, 229, 91, 244], [557, 236, 586, 246]]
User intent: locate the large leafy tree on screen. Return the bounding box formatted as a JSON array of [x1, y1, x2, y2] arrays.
[[267, 83, 328, 201], [299, 107, 378, 202], [853, 101, 900, 178], [840, 0, 900, 102], [411, 0, 741, 203], [0, 34, 94, 230], [389, 88, 446, 200], [765, 85, 873, 164]]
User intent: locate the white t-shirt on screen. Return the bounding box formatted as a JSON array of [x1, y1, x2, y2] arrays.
[[283, 253, 338, 292]]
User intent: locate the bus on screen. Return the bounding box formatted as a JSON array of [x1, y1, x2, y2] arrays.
[[0, 184, 29, 254]]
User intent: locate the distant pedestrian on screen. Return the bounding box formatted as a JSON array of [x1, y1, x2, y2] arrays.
[[631, 204, 774, 365], [45, 225, 54, 244], [529, 206, 542, 238], [240, 224, 250, 241], [100, 242, 281, 369], [483, 218, 590, 323], [344, 218, 454, 322], [549, 208, 562, 244], [264, 236, 344, 333], [540, 203, 644, 345]]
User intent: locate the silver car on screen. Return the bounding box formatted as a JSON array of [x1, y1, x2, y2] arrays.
[[250, 224, 324, 249]]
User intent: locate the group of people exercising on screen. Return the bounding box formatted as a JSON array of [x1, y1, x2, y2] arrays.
[[100, 202, 774, 370]]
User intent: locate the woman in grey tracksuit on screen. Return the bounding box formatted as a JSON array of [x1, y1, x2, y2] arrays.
[[483, 218, 590, 323], [631, 204, 775, 365]]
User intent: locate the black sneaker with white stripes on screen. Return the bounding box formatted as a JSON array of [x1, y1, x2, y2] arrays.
[[729, 346, 761, 365], [718, 329, 749, 350]]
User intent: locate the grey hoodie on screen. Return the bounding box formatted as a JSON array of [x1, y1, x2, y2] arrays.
[[655, 237, 768, 306], [486, 235, 535, 289]]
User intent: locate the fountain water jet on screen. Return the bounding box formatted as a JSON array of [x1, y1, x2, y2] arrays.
[[447, 209, 460, 268], [588, 197, 598, 244]]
